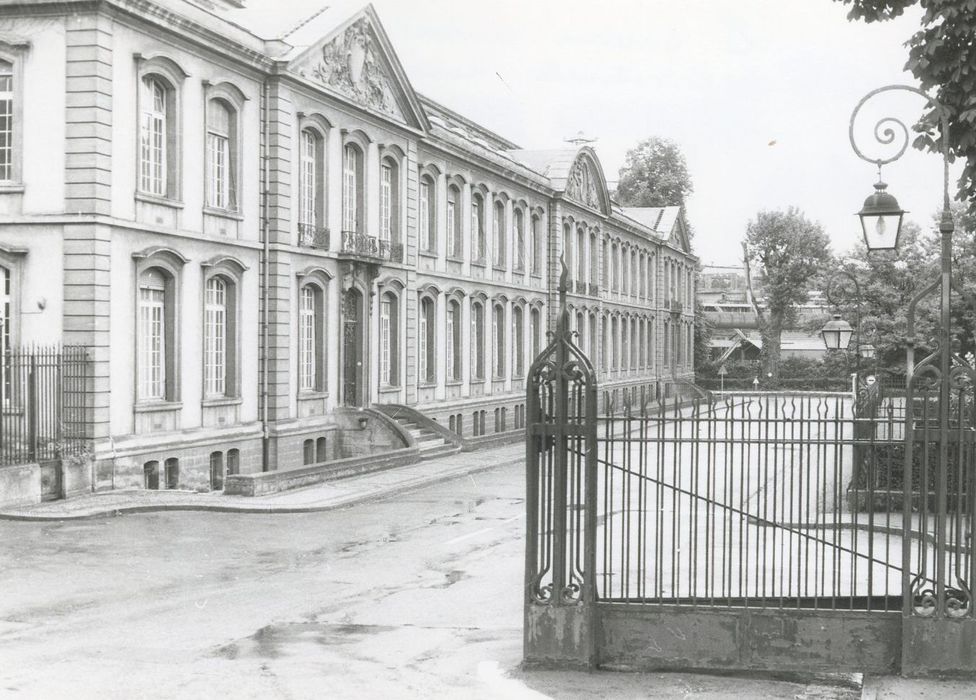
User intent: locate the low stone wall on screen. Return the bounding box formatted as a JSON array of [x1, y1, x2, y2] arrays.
[[0, 463, 41, 508], [224, 446, 418, 497]]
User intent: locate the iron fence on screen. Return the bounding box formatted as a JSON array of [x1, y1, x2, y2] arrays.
[[0, 345, 89, 466], [589, 393, 909, 612]]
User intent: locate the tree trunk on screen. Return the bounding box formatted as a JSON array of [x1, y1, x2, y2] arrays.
[[759, 316, 783, 387]]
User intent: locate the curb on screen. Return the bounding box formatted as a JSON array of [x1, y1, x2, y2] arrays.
[[0, 456, 521, 522]]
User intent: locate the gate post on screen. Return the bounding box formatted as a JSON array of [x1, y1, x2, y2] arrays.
[[524, 258, 598, 669]]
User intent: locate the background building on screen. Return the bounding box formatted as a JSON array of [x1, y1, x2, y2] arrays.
[[0, 0, 697, 495]]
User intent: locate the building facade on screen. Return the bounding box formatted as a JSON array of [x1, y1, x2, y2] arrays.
[[0, 0, 696, 491]]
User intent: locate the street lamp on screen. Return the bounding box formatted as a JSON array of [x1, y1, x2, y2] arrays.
[[858, 342, 876, 360], [857, 179, 907, 251], [821, 314, 855, 351]]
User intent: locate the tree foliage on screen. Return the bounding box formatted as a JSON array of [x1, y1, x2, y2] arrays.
[[836, 0, 976, 212], [615, 137, 693, 209], [743, 207, 833, 380]]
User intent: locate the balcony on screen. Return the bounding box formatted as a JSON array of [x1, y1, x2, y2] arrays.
[[298, 224, 329, 250], [340, 231, 404, 264], [574, 280, 586, 295], [666, 299, 684, 315], [588, 282, 599, 296]]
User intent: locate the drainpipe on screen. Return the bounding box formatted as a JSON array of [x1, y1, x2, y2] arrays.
[[260, 80, 271, 471]]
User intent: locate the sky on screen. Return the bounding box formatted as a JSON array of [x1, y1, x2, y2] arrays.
[[260, 0, 950, 266]]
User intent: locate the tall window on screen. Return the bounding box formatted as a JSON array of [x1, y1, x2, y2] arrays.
[[299, 285, 326, 393], [380, 161, 395, 243], [418, 297, 435, 384], [576, 227, 585, 283], [631, 249, 638, 296], [447, 185, 461, 258], [492, 303, 506, 377], [493, 200, 505, 268], [138, 269, 168, 400], [590, 233, 598, 289], [611, 316, 619, 371], [299, 128, 323, 230], [530, 308, 541, 363], [603, 315, 610, 372], [611, 243, 619, 292], [204, 277, 226, 397], [631, 317, 639, 369], [140, 77, 167, 196], [602, 238, 609, 291], [343, 144, 363, 233], [664, 320, 671, 366], [207, 99, 236, 210], [513, 306, 525, 376], [447, 300, 461, 380], [420, 176, 435, 252], [472, 193, 485, 262], [0, 60, 12, 182], [472, 301, 485, 380], [514, 208, 525, 271], [589, 312, 597, 366], [380, 292, 399, 385], [0, 265, 9, 360], [531, 215, 542, 276]]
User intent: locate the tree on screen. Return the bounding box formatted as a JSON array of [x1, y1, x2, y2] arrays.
[[742, 207, 833, 383], [615, 137, 693, 210], [835, 1, 976, 213]]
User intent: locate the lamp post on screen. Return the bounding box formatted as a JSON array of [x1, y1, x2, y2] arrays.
[[849, 85, 967, 629], [821, 268, 863, 376]]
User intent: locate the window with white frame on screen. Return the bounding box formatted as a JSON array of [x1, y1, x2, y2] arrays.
[[447, 299, 461, 381], [471, 193, 486, 262], [472, 301, 485, 380], [447, 184, 461, 258], [380, 291, 399, 385], [206, 99, 236, 210], [418, 296, 435, 384], [140, 77, 167, 196], [138, 269, 168, 401], [0, 264, 10, 401], [576, 227, 585, 282], [204, 277, 226, 397], [343, 144, 363, 233], [514, 208, 525, 271], [299, 128, 325, 231], [531, 215, 542, 276], [0, 60, 13, 183], [299, 284, 325, 392], [419, 176, 435, 252], [493, 200, 505, 268], [492, 303, 505, 377], [530, 307, 541, 363], [513, 305, 525, 376], [589, 312, 597, 366], [380, 161, 393, 242]]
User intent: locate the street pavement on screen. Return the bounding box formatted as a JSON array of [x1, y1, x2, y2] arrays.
[[0, 442, 972, 698]]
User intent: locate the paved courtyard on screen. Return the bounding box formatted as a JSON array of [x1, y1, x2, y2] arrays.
[[0, 454, 868, 699]]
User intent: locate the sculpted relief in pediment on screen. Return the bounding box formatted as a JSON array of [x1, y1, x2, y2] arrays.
[[566, 158, 603, 212], [308, 18, 405, 121]]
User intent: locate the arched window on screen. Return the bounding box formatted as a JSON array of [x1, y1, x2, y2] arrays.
[[631, 317, 639, 369], [631, 249, 638, 296], [447, 299, 461, 381], [471, 300, 485, 380], [210, 451, 224, 490], [227, 448, 240, 475], [138, 267, 172, 401], [380, 157, 400, 245], [492, 303, 506, 377], [203, 275, 237, 398], [447, 184, 462, 258], [0, 60, 13, 182], [589, 232, 598, 290], [602, 237, 609, 291], [611, 243, 619, 293], [664, 319, 671, 366], [531, 214, 542, 276], [530, 307, 541, 362], [343, 143, 364, 234], [611, 316, 619, 371], [140, 76, 169, 196], [418, 296, 436, 384], [206, 99, 238, 210], [513, 208, 525, 271], [589, 312, 597, 365], [562, 223, 573, 279], [298, 284, 325, 392], [380, 291, 399, 386], [621, 317, 629, 370], [299, 128, 325, 237], [576, 227, 585, 283], [513, 305, 525, 376], [419, 174, 436, 252], [602, 314, 610, 372], [493, 200, 506, 268], [471, 193, 486, 263]]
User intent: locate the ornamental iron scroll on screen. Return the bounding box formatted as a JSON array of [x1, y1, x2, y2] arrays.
[[525, 255, 598, 607]]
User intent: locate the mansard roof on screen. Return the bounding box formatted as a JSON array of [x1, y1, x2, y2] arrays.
[[618, 205, 691, 254], [509, 146, 612, 216]]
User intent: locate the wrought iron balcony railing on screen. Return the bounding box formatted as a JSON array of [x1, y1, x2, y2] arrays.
[[340, 231, 403, 263], [667, 299, 684, 314], [574, 280, 586, 295], [298, 223, 330, 250], [588, 282, 599, 296]]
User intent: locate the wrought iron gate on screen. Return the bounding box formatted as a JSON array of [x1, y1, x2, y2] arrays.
[[525, 267, 976, 675]]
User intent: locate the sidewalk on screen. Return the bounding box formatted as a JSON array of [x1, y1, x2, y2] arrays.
[[0, 443, 524, 521]]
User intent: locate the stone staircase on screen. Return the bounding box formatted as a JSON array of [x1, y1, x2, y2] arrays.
[[374, 405, 461, 459]]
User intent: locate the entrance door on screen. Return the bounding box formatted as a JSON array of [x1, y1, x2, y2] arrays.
[[342, 288, 364, 406]]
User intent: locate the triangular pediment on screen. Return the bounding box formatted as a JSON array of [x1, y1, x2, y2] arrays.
[[287, 7, 428, 131], [565, 149, 611, 215], [668, 214, 691, 254]]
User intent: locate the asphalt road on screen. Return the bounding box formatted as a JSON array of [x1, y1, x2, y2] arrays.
[[0, 459, 858, 699]]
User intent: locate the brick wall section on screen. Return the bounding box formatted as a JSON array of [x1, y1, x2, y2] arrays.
[[64, 13, 113, 216]]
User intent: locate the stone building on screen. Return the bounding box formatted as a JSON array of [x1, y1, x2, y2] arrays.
[[0, 0, 696, 493]]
